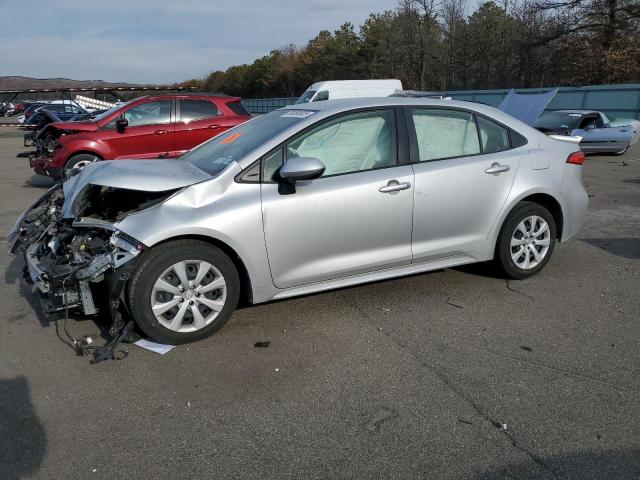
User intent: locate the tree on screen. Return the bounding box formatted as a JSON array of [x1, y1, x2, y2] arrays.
[[191, 0, 640, 97]]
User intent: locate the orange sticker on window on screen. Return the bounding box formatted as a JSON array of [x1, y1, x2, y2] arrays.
[[220, 132, 243, 144]]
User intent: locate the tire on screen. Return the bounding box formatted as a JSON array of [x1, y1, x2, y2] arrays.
[[494, 201, 556, 280], [127, 240, 240, 344], [613, 146, 629, 156], [64, 153, 99, 177]]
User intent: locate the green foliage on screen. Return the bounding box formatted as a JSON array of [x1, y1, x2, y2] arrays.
[[191, 0, 640, 97]]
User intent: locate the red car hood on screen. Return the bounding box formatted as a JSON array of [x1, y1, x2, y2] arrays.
[[49, 121, 99, 132]]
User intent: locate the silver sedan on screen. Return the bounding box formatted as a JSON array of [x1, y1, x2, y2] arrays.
[[10, 98, 589, 345]]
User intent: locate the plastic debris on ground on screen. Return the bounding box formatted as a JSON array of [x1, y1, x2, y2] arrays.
[[134, 339, 175, 355]]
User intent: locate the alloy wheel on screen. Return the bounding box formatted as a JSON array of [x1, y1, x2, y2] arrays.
[[510, 215, 551, 270], [150, 260, 227, 333]]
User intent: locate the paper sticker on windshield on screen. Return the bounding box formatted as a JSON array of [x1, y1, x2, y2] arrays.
[[220, 132, 243, 144], [281, 110, 316, 118]]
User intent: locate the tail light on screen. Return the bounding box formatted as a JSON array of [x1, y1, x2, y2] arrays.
[[566, 151, 585, 165]]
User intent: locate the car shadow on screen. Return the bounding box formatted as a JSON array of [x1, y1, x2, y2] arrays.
[[452, 261, 508, 279], [0, 376, 47, 480], [5, 255, 120, 343], [5, 255, 51, 328], [479, 448, 640, 479], [582, 238, 640, 259], [23, 175, 55, 189]]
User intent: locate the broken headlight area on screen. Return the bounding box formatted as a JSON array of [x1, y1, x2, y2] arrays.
[[23, 225, 144, 364], [34, 126, 63, 157], [73, 184, 178, 222], [9, 186, 64, 255], [25, 225, 143, 317]]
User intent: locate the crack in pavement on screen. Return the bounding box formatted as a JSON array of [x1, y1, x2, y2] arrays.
[[346, 299, 560, 479], [480, 349, 638, 393]]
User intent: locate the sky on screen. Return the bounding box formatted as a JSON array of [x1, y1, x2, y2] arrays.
[[0, 0, 398, 84]]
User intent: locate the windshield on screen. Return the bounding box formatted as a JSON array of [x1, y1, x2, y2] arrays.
[[295, 90, 316, 104], [535, 112, 582, 130], [180, 109, 315, 176], [92, 99, 135, 122]]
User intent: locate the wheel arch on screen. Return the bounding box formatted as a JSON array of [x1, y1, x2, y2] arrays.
[[494, 190, 564, 241], [150, 234, 254, 305], [64, 150, 104, 167], [518, 193, 564, 240]]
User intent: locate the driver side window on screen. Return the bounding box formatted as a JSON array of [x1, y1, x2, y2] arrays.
[[285, 109, 397, 177], [313, 90, 329, 102], [579, 116, 599, 130], [122, 100, 172, 127]]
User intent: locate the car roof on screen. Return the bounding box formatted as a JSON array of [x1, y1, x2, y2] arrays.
[[280, 97, 519, 123], [283, 97, 461, 111], [145, 92, 234, 99], [278, 97, 543, 141]]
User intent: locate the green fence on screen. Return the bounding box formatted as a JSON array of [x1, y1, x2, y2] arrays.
[[242, 84, 640, 120], [445, 84, 640, 120], [242, 97, 297, 114]]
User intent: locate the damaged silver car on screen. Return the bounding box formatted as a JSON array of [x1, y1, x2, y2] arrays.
[[9, 98, 589, 345]]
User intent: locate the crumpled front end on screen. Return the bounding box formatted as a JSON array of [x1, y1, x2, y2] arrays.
[[9, 183, 145, 318], [9, 158, 210, 351]]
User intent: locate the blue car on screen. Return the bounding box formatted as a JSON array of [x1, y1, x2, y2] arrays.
[[25, 103, 89, 125]]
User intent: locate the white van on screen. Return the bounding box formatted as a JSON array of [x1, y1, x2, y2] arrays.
[[295, 79, 403, 104]]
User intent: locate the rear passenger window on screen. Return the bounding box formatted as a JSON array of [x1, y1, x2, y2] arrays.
[[411, 109, 480, 161], [227, 101, 250, 116], [510, 130, 528, 148], [476, 116, 510, 153], [180, 99, 218, 122]]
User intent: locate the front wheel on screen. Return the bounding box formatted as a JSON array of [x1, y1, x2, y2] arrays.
[[64, 153, 99, 178], [127, 240, 240, 344], [494, 201, 556, 279]]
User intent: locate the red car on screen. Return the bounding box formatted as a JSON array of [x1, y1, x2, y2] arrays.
[[31, 93, 251, 178]]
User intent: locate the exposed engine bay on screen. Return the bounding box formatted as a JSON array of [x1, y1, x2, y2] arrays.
[[8, 182, 178, 362], [9, 156, 212, 361]]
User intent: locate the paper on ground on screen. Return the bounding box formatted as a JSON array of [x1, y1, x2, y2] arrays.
[[134, 339, 175, 354]]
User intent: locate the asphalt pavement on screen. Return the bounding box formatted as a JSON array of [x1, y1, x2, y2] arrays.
[[0, 127, 638, 479]]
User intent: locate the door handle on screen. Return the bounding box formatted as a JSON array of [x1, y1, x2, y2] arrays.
[[154, 129, 168, 135], [485, 163, 510, 174], [379, 180, 411, 193]]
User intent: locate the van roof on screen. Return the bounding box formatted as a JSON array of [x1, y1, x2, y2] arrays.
[[308, 79, 402, 90]]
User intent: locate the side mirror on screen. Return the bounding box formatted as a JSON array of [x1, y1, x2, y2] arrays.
[[277, 157, 325, 195], [279, 157, 325, 181], [116, 118, 128, 133]]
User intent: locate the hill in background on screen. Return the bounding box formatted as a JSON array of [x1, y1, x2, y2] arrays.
[[0, 76, 146, 90]]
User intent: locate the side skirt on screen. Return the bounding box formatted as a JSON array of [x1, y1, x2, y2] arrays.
[[269, 254, 479, 301]]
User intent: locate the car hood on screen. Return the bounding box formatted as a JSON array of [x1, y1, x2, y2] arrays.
[[61, 159, 213, 218], [498, 88, 558, 125], [48, 120, 98, 132]]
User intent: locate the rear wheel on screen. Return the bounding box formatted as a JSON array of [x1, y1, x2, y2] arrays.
[[64, 153, 99, 177], [494, 201, 556, 279], [127, 240, 240, 344]]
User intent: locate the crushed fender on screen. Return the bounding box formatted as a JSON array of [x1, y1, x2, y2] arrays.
[[8, 182, 152, 364]]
